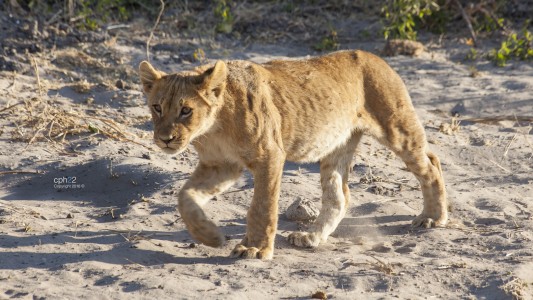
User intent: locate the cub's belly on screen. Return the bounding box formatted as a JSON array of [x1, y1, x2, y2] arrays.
[[284, 122, 356, 163]]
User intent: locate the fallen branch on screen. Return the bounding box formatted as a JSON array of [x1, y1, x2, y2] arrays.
[[0, 170, 44, 175], [487, 158, 511, 173], [146, 0, 165, 62], [104, 24, 130, 31], [454, 0, 477, 47], [461, 116, 533, 124], [381, 179, 419, 190]]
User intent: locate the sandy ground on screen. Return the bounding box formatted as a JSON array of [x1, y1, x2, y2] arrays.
[[1, 13, 533, 300]]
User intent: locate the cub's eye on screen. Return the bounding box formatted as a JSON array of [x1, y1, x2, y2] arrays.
[[152, 104, 162, 113], [181, 107, 192, 116]]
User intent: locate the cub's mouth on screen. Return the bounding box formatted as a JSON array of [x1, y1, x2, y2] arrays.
[[154, 137, 188, 155]]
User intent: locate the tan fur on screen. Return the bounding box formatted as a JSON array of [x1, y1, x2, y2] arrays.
[[139, 50, 448, 260]]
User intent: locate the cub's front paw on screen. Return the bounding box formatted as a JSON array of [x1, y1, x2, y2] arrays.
[[288, 232, 320, 248], [230, 244, 273, 260], [411, 214, 448, 228], [188, 219, 225, 247]]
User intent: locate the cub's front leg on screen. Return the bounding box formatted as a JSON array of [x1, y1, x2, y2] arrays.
[[178, 161, 242, 247], [230, 156, 285, 259]]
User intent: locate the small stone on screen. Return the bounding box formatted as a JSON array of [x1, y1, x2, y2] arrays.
[[0, 56, 22, 72], [73, 80, 91, 93], [85, 97, 94, 105], [66, 213, 74, 219], [115, 79, 127, 90], [189, 243, 197, 248], [285, 197, 319, 222], [371, 241, 393, 253], [382, 39, 425, 57], [311, 291, 328, 299], [142, 153, 151, 160]]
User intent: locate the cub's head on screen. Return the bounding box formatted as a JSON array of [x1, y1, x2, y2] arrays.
[[138, 60, 227, 154]]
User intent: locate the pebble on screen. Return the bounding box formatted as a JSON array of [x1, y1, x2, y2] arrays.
[[285, 197, 319, 222]]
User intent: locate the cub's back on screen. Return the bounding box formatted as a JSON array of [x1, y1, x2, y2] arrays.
[[221, 50, 410, 163]]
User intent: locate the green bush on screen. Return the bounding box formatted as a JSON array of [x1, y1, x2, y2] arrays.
[[313, 30, 339, 51], [465, 48, 479, 61], [77, 0, 132, 30], [214, 0, 234, 34], [17, 0, 149, 30], [490, 29, 533, 66], [381, 0, 440, 40]]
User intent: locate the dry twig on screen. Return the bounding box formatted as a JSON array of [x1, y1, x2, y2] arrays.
[[124, 258, 145, 269], [0, 102, 23, 114], [30, 55, 43, 97], [502, 133, 518, 159]]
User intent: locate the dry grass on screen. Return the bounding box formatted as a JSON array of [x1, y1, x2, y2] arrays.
[[367, 255, 396, 275], [1, 48, 149, 152], [341, 255, 397, 275], [9, 97, 151, 151], [501, 277, 528, 300], [439, 117, 461, 135]]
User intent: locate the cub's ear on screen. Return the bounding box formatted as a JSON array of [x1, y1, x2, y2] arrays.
[[138, 61, 164, 94], [201, 60, 227, 97]]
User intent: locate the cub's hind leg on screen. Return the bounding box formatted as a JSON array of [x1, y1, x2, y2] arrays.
[[405, 149, 448, 227], [380, 117, 448, 228], [288, 133, 362, 248]]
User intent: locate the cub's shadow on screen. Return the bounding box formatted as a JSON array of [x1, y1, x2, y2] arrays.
[[47, 86, 144, 109], [283, 161, 320, 176], [337, 202, 415, 236], [336, 215, 414, 237], [1, 158, 184, 220], [0, 230, 236, 270]]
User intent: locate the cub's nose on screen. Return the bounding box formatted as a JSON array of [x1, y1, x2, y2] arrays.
[[159, 134, 174, 144]]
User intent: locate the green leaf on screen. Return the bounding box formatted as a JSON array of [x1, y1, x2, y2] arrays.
[[88, 123, 100, 134]]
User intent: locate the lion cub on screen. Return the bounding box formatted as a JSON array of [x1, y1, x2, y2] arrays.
[[139, 50, 448, 259]]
